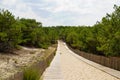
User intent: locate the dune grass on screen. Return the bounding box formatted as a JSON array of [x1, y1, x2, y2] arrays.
[[23, 68, 40, 80]]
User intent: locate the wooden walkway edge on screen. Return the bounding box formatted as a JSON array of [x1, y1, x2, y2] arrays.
[[40, 43, 63, 80]]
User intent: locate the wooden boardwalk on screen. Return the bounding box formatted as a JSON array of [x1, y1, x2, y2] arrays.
[[41, 43, 63, 80], [41, 41, 120, 80]]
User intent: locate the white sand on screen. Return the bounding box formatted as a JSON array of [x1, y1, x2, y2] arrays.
[[59, 41, 119, 80]]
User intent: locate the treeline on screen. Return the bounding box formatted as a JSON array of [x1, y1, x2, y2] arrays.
[[58, 5, 120, 56], [0, 9, 58, 52], [0, 5, 120, 56]]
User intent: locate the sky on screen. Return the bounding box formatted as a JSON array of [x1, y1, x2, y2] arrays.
[[0, 0, 120, 26]]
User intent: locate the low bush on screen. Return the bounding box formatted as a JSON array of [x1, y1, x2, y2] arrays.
[[23, 68, 40, 80]]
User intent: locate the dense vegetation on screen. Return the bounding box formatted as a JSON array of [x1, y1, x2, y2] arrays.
[[0, 9, 58, 52], [58, 5, 120, 56], [0, 5, 120, 56]]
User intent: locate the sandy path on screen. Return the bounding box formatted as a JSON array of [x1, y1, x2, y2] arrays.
[[59, 41, 119, 80]]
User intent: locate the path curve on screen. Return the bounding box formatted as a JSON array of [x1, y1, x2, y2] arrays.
[[59, 41, 119, 80], [42, 41, 120, 80]]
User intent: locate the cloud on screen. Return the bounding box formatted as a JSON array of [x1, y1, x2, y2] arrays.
[[1, 0, 17, 6], [0, 0, 54, 26], [0, 0, 120, 26], [1, 0, 35, 18]]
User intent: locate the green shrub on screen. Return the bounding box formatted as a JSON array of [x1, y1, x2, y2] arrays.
[[23, 68, 40, 80]]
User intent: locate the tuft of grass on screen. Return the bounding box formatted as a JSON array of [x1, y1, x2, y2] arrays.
[[16, 45, 22, 50], [23, 68, 40, 80], [47, 60, 51, 66], [30, 51, 36, 54]]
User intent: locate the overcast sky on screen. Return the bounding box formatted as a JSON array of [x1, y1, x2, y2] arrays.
[[0, 0, 120, 26]]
